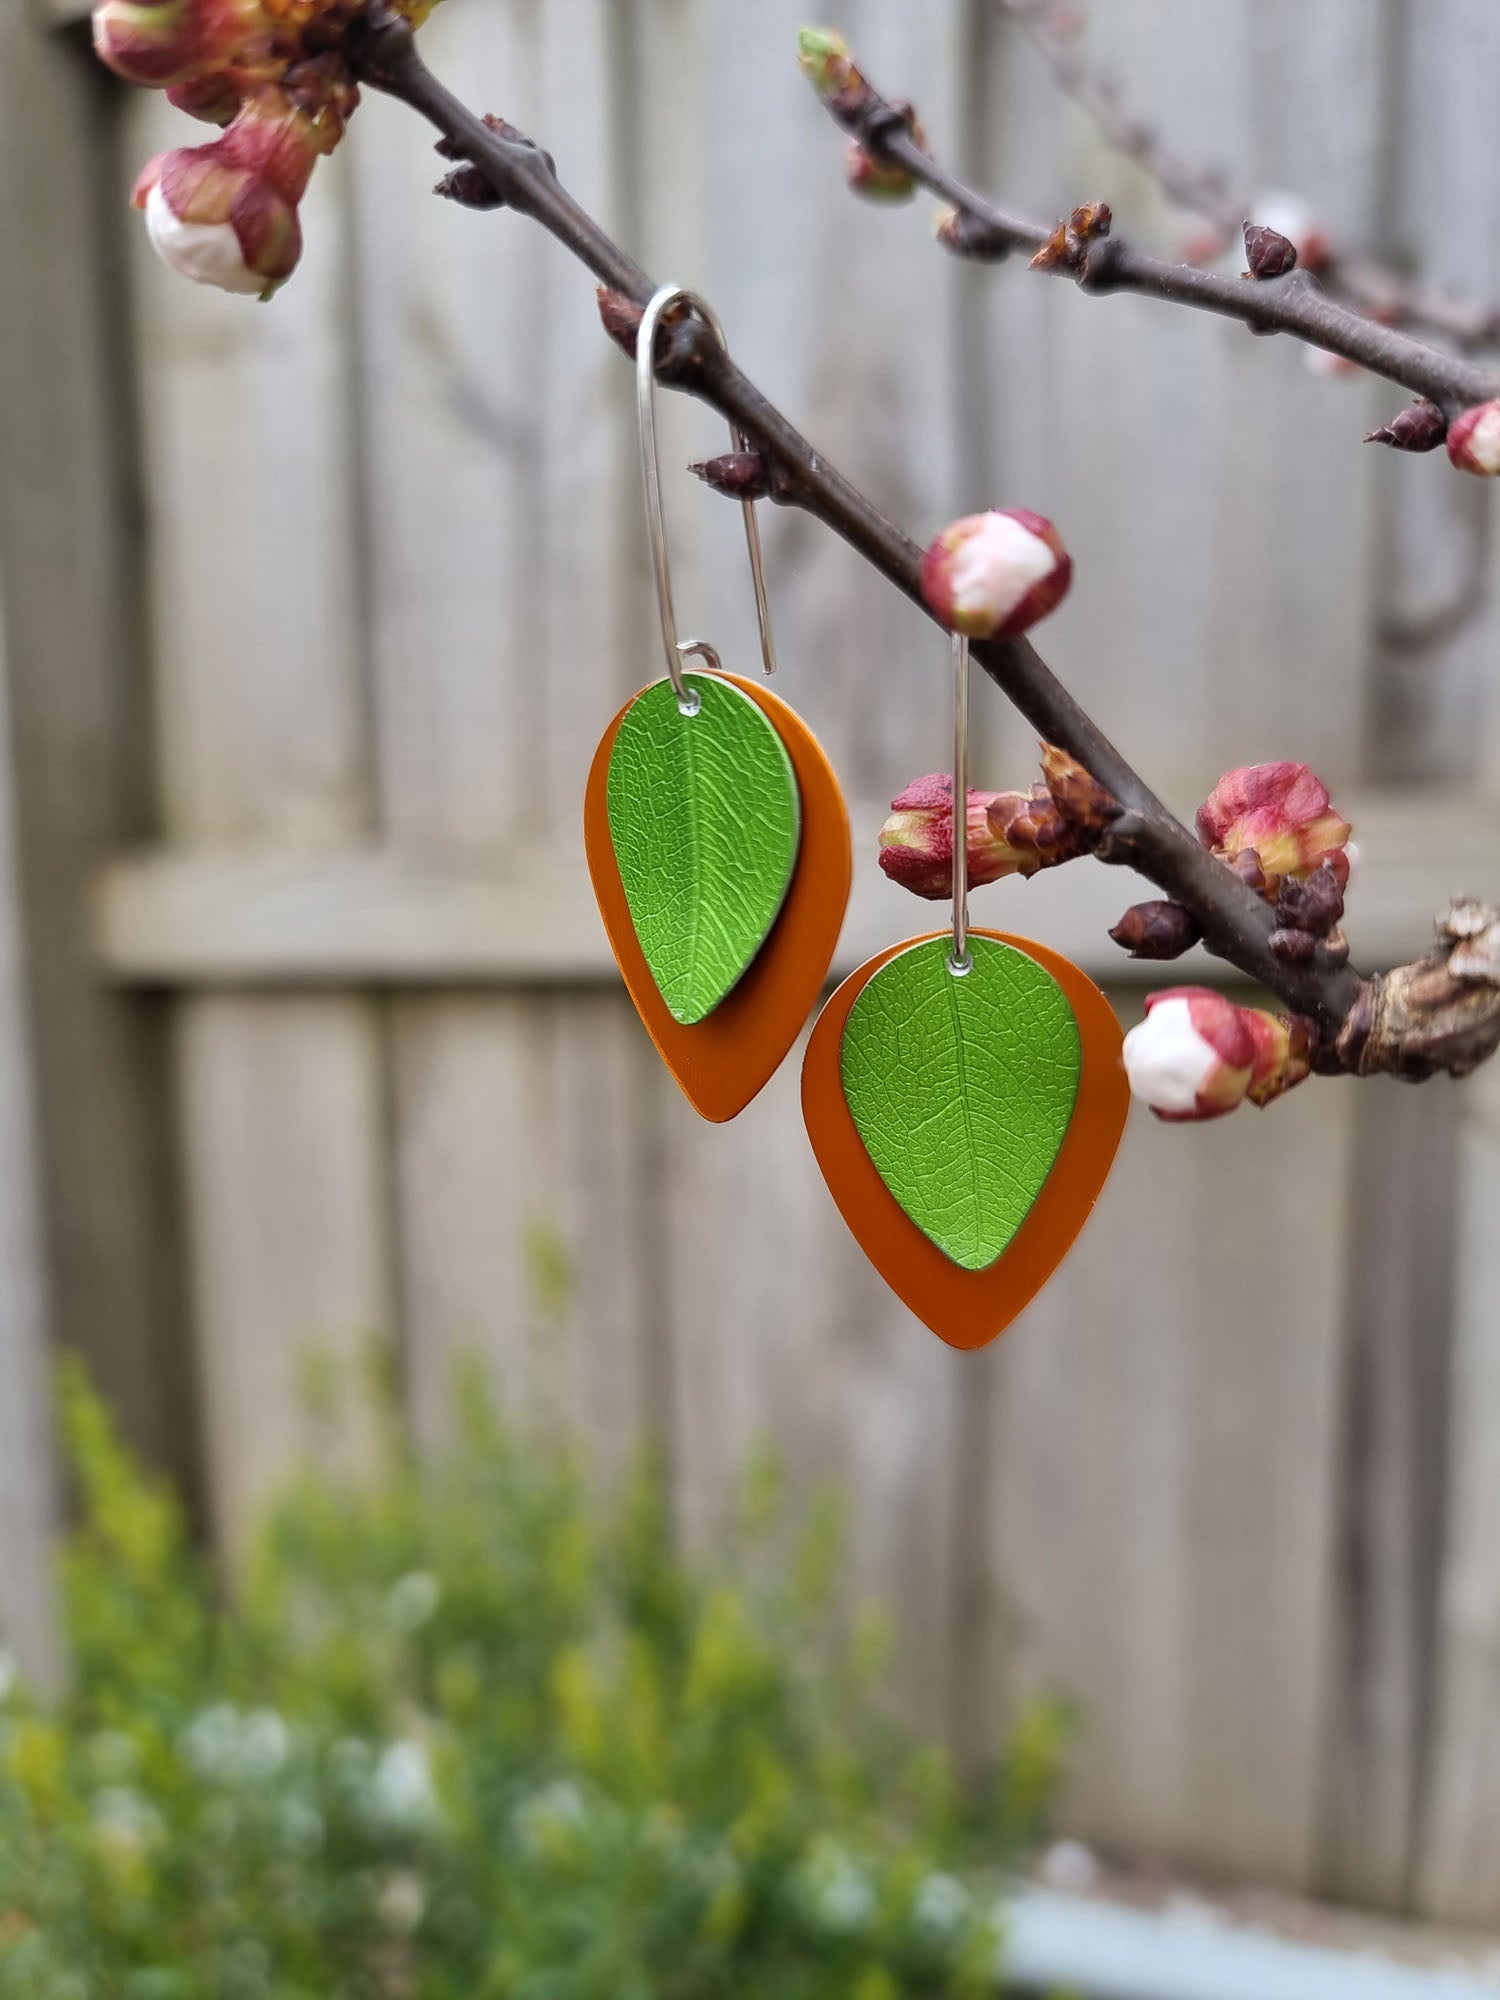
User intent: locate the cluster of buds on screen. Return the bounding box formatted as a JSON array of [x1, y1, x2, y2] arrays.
[[1123, 988, 1313, 1122], [920, 509, 1073, 641], [1195, 762, 1351, 902], [1447, 402, 1500, 477], [796, 31, 925, 204], [1029, 201, 1113, 275], [878, 744, 1115, 900], [94, 0, 441, 296]]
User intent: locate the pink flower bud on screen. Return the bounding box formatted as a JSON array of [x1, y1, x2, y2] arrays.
[[878, 774, 1038, 899], [132, 82, 332, 298], [1123, 988, 1310, 1121], [1446, 402, 1500, 478], [1195, 762, 1351, 898], [93, 0, 262, 89], [920, 509, 1073, 642]]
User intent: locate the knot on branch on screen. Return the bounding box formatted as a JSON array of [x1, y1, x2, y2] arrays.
[[1336, 899, 1500, 1080], [342, 5, 417, 91], [434, 118, 554, 209]]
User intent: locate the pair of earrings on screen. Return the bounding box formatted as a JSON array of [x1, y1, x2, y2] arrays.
[[584, 288, 1128, 1349]]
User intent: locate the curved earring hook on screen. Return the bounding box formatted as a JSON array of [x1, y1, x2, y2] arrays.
[[637, 284, 777, 715], [950, 631, 972, 977]]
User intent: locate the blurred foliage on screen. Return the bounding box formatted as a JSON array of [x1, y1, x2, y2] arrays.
[[0, 1358, 1072, 1998]]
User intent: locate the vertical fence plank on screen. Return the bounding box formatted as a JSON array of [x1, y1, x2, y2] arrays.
[[352, 0, 657, 1472], [1415, 1056, 1500, 1925], [129, 95, 392, 1557], [0, 21, 189, 1512], [1324, 1080, 1459, 1908], [0, 591, 60, 1687], [1346, 0, 1500, 1919], [965, 1002, 1354, 1886]]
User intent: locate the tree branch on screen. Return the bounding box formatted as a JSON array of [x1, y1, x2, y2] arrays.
[[996, 0, 1500, 355], [812, 48, 1500, 418], [344, 6, 1492, 1065]]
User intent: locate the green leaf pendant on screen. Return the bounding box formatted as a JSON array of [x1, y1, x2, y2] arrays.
[[839, 935, 1081, 1269], [605, 673, 802, 1025]]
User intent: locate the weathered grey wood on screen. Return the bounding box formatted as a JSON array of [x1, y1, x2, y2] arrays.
[[92, 789, 1497, 988], [969, 1042, 1354, 1885], [965, 0, 1390, 1892], [1414, 1053, 1500, 1927], [975, 1, 1383, 798], [1331, 0, 1500, 1916], [129, 91, 394, 1558], [0, 17, 190, 1496], [0, 594, 62, 1689], [174, 997, 393, 1555], [352, 0, 658, 1473], [1323, 1079, 1460, 1910]]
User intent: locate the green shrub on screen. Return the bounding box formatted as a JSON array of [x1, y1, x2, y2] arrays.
[[0, 1362, 1069, 1999]]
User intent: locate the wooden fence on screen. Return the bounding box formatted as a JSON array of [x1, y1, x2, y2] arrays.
[[5, 0, 1500, 1928]]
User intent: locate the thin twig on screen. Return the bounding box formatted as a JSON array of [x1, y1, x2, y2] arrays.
[[345, 7, 1370, 1040], [997, 0, 1500, 354], [815, 51, 1500, 418]]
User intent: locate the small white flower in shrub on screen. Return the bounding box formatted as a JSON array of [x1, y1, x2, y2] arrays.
[[385, 1570, 442, 1633], [514, 1778, 589, 1857], [364, 1740, 442, 1836], [797, 1836, 878, 1935], [911, 1869, 972, 1940]]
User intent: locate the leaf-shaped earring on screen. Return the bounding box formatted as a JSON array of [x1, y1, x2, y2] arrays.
[[802, 633, 1129, 1349], [585, 286, 851, 1121]]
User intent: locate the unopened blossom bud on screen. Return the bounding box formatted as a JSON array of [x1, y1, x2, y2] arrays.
[[1248, 191, 1331, 273], [596, 286, 643, 360], [93, 0, 268, 88], [1243, 220, 1297, 279], [1196, 762, 1351, 898], [1109, 901, 1201, 961], [689, 451, 785, 502], [133, 82, 331, 298], [1123, 988, 1311, 1121], [1039, 743, 1117, 838], [1268, 926, 1317, 966], [878, 775, 1043, 899], [1446, 401, 1500, 478], [796, 27, 861, 101], [1275, 859, 1345, 939], [921, 509, 1073, 642], [989, 785, 1080, 866], [845, 136, 918, 203], [1365, 399, 1446, 454]]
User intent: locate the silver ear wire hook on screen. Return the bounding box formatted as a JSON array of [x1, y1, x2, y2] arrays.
[[950, 632, 972, 976], [636, 284, 778, 716]]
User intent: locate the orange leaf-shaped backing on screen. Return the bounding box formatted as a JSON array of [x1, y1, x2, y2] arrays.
[[585, 674, 851, 1121], [802, 931, 1126, 1347]]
